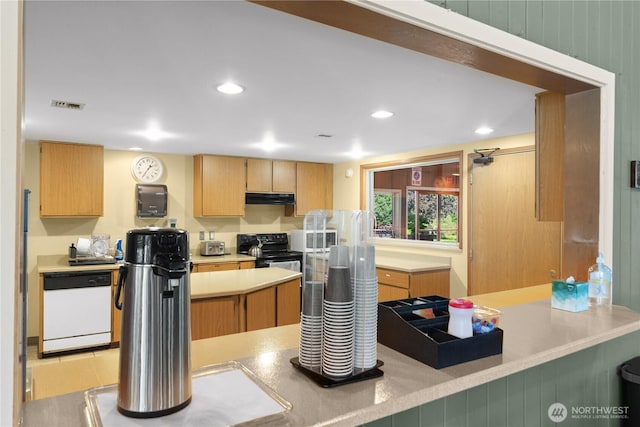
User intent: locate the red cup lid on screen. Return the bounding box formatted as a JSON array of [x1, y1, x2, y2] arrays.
[[449, 299, 473, 309]]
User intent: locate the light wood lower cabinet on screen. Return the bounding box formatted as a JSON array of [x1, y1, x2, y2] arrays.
[[377, 267, 450, 302], [111, 272, 121, 344], [191, 296, 240, 340], [276, 280, 301, 326], [246, 287, 276, 331], [191, 278, 300, 340], [378, 284, 409, 302]]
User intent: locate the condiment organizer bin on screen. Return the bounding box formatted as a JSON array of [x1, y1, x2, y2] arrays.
[[377, 296, 503, 369]]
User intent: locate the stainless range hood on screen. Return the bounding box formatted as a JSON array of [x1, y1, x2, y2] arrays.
[[245, 192, 295, 205]]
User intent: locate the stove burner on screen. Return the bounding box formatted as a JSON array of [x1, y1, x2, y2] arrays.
[[237, 233, 303, 270]]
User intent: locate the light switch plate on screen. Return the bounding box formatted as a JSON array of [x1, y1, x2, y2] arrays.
[[199, 231, 205, 240], [632, 161, 640, 189]]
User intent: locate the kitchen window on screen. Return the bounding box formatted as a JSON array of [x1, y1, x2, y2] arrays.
[[362, 151, 462, 248]]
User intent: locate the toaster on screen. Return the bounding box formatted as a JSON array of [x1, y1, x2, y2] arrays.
[[200, 241, 225, 256]]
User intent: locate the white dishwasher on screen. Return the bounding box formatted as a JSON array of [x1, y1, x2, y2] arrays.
[[42, 270, 112, 354]]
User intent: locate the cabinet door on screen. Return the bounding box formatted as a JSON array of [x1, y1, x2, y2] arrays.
[[246, 287, 276, 331], [246, 158, 272, 192], [191, 296, 239, 340], [276, 279, 300, 326], [239, 261, 255, 269], [378, 284, 409, 302], [289, 162, 333, 217], [39, 141, 104, 217], [408, 270, 450, 298], [535, 92, 565, 221], [111, 272, 121, 343], [194, 155, 245, 216], [272, 160, 296, 193]]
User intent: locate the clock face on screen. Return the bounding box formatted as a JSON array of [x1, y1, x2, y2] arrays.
[[131, 155, 164, 183]]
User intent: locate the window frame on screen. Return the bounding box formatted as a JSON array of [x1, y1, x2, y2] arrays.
[[360, 150, 463, 249]]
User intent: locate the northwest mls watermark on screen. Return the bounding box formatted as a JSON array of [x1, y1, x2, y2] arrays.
[[548, 402, 629, 423]]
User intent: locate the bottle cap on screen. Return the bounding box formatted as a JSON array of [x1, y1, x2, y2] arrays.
[[449, 299, 474, 309]]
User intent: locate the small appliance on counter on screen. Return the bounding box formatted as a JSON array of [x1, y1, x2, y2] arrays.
[[199, 240, 225, 256], [115, 227, 192, 418]]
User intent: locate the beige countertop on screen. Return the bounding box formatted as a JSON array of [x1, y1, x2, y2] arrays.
[[23, 286, 640, 426], [190, 267, 301, 299], [38, 250, 449, 274], [37, 253, 256, 274], [375, 250, 451, 272]]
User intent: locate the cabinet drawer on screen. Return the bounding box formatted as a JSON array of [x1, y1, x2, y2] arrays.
[[378, 284, 409, 302], [195, 262, 239, 273], [376, 268, 409, 288]]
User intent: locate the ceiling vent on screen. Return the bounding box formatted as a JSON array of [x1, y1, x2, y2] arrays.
[[50, 99, 85, 110]]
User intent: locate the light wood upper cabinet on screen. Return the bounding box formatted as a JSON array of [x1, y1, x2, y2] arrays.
[[193, 154, 246, 217], [535, 92, 565, 222], [39, 141, 104, 217], [286, 161, 333, 217], [246, 159, 296, 193]]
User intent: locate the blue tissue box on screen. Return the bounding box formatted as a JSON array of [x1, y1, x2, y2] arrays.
[[551, 280, 588, 312]]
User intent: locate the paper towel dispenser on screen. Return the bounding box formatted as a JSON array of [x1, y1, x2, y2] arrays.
[[136, 184, 167, 217]]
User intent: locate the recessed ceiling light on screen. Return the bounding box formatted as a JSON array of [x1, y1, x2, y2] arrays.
[[371, 110, 394, 119], [129, 147, 143, 151], [216, 82, 244, 95], [133, 121, 174, 142], [253, 132, 283, 152], [475, 126, 494, 135]]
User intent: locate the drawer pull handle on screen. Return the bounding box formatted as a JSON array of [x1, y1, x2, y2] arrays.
[[385, 274, 391, 277]]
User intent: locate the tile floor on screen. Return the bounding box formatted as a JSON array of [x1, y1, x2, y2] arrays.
[[26, 344, 121, 400]]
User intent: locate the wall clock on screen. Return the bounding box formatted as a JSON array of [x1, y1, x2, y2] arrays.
[[131, 154, 164, 183]]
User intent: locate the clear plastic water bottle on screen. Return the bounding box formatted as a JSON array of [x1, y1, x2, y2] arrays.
[[588, 252, 612, 306]]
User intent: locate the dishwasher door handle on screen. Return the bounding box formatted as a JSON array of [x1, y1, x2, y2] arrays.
[[115, 265, 127, 310]]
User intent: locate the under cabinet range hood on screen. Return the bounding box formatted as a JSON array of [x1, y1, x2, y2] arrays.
[[245, 192, 295, 205]]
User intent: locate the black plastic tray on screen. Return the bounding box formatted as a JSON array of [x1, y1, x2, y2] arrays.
[[290, 358, 384, 388]]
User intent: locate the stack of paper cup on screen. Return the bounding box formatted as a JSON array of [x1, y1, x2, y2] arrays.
[[299, 280, 323, 369], [351, 244, 378, 370], [322, 266, 354, 378]]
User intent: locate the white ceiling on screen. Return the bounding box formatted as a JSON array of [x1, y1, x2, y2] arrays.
[[23, 0, 542, 164]]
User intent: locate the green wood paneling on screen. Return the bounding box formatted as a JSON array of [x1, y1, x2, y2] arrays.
[[425, 0, 640, 311], [362, 1, 640, 426], [466, 385, 488, 427], [363, 332, 640, 427], [420, 397, 445, 427]]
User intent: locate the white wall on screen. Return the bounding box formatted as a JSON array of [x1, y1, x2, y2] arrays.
[[23, 145, 304, 337], [333, 133, 535, 298]]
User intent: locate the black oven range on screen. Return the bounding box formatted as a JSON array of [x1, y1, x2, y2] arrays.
[[236, 233, 303, 271]]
